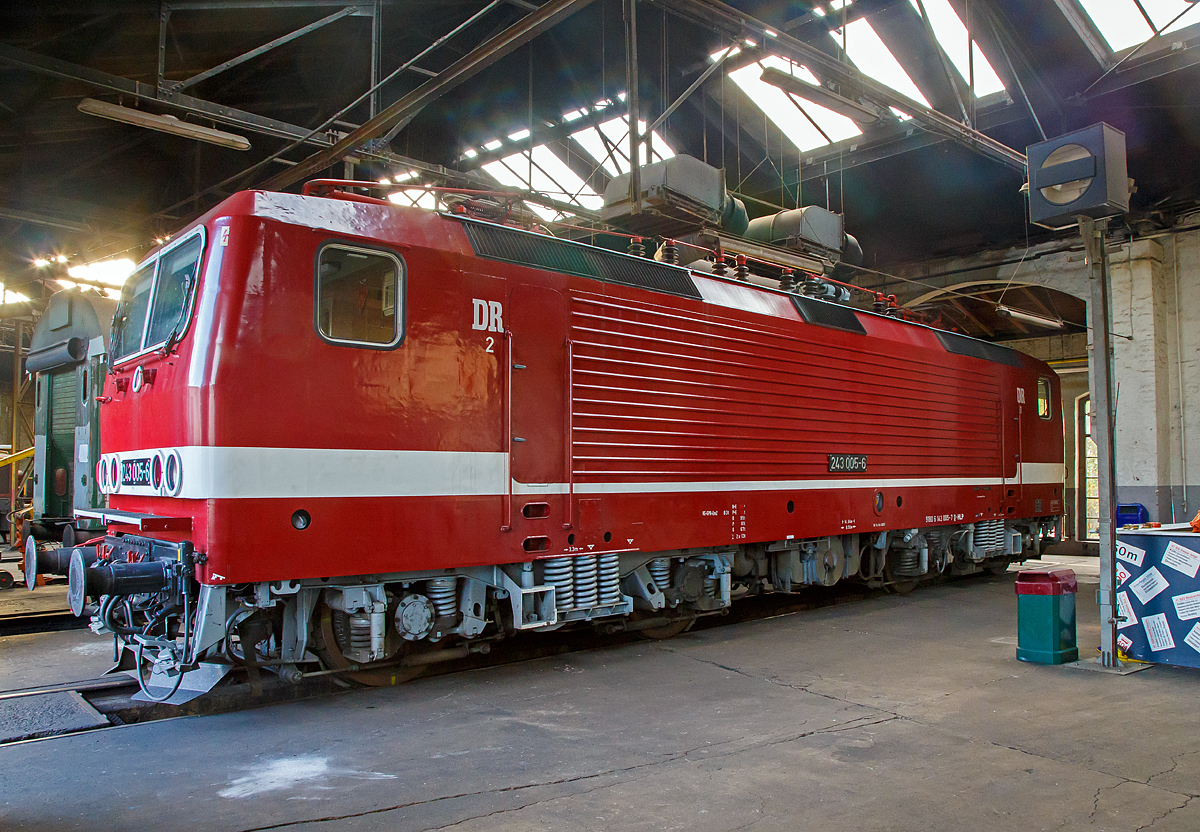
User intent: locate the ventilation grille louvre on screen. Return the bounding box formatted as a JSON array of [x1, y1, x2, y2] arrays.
[[935, 330, 1022, 367], [790, 295, 866, 334], [459, 219, 702, 300]]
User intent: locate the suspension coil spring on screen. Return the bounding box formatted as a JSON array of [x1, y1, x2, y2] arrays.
[[348, 613, 372, 651], [647, 558, 671, 594], [703, 574, 719, 598], [926, 531, 946, 571], [598, 553, 621, 605], [894, 547, 922, 576], [426, 576, 459, 618], [573, 555, 599, 608], [544, 557, 574, 610], [661, 239, 678, 265]]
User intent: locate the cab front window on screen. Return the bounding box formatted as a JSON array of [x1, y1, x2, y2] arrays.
[[112, 230, 205, 364]]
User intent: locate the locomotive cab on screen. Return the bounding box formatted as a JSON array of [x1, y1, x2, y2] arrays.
[[26, 288, 117, 543]]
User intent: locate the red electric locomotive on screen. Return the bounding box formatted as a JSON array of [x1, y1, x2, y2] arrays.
[[69, 177, 1064, 700]]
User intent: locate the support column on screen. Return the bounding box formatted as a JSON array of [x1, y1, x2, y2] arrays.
[[1107, 238, 1173, 520], [1168, 230, 1200, 521], [1082, 218, 1119, 667], [624, 0, 640, 214]]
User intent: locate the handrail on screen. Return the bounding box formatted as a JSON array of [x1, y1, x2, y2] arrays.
[[0, 447, 34, 468]]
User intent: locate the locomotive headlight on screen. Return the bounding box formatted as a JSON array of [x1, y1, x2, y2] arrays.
[[163, 450, 183, 496], [97, 459, 108, 493], [151, 453, 164, 491], [109, 457, 121, 494]]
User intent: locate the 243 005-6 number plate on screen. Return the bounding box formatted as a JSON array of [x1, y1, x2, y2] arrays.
[[122, 457, 154, 487], [828, 454, 867, 473]]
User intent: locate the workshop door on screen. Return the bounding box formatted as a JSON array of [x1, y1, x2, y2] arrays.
[[509, 285, 569, 485]]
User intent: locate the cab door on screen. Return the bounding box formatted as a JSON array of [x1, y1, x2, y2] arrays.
[[508, 284, 569, 487]]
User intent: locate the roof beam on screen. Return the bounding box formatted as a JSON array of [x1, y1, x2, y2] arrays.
[[166, 5, 361, 92], [1081, 40, 1200, 99], [971, 0, 1063, 117], [260, 0, 599, 191], [1050, 0, 1113, 69], [653, 0, 1027, 172], [0, 41, 477, 188]]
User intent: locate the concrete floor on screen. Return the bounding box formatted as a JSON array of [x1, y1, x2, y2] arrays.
[[1, 556, 1198, 831]]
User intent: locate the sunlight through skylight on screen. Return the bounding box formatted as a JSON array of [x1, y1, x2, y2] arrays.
[[480, 145, 602, 221], [387, 189, 438, 209], [908, 0, 1005, 97], [728, 56, 863, 152], [570, 116, 675, 177], [1078, 0, 1200, 52], [831, 18, 931, 107]]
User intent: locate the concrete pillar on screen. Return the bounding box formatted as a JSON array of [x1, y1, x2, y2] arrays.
[[1167, 231, 1200, 522], [1104, 238, 1173, 520]]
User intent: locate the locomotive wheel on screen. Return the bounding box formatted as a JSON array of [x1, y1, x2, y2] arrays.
[[986, 560, 1011, 577], [311, 603, 425, 687], [634, 614, 696, 640]]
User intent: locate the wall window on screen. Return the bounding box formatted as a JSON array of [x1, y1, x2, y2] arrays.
[[1078, 396, 1099, 541], [1037, 377, 1052, 419], [316, 244, 404, 348]]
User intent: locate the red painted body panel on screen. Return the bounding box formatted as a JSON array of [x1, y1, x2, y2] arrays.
[[99, 191, 1064, 585]]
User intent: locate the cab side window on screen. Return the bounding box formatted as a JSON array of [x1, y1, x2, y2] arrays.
[[1037, 377, 1052, 420], [316, 245, 404, 348]]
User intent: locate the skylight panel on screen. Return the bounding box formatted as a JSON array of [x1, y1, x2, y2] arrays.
[[908, 0, 1005, 97], [387, 189, 438, 209], [831, 18, 931, 107], [529, 146, 603, 209], [479, 145, 601, 219], [480, 158, 560, 221], [728, 56, 862, 152], [1076, 0, 1153, 50], [571, 116, 675, 177], [1141, 0, 1200, 34], [1078, 0, 1199, 52]]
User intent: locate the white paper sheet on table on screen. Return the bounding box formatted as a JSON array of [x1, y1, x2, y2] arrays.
[[1185, 623, 1200, 655], [1130, 567, 1170, 605], [1162, 541, 1200, 578], [1116, 562, 1131, 585], [1144, 613, 1175, 652], [1117, 591, 1138, 628], [1172, 589, 1200, 621], [1116, 540, 1146, 567]]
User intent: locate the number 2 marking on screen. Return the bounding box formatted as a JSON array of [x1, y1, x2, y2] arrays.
[[485, 336, 495, 353]]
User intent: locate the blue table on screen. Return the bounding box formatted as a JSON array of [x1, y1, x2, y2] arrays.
[[1114, 525, 1200, 668]]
